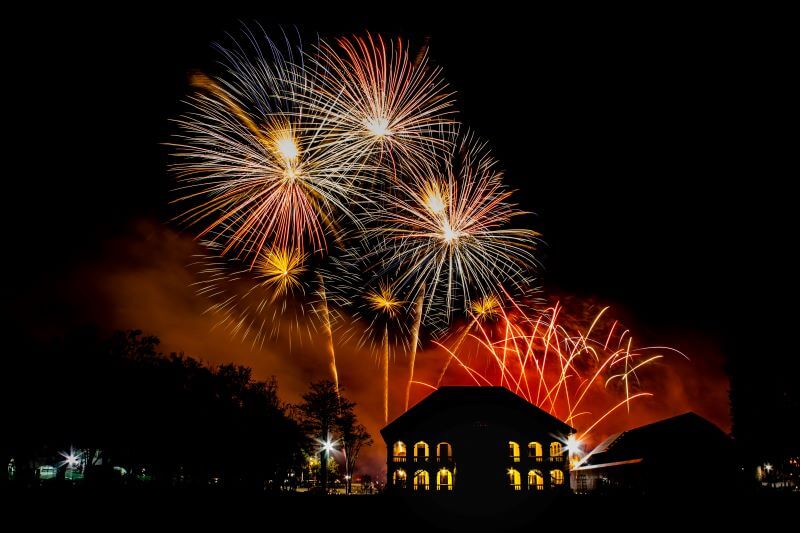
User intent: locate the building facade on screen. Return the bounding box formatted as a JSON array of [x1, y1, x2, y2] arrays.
[[380, 386, 575, 495]]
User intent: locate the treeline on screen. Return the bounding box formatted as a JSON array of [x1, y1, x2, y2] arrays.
[[2, 328, 310, 489]]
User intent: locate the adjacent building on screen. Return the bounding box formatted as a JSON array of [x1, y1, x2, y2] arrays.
[[571, 412, 735, 494]]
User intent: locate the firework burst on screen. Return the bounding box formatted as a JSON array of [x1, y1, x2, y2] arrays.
[[431, 298, 688, 445], [170, 29, 371, 265], [300, 33, 457, 176], [370, 133, 539, 327]]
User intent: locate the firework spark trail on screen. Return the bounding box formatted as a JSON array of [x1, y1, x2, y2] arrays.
[[405, 284, 425, 411], [429, 299, 687, 443], [189, 240, 316, 348], [368, 132, 539, 342], [435, 294, 502, 386], [171, 30, 371, 265], [299, 33, 457, 177], [382, 324, 390, 424], [316, 272, 340, 391]]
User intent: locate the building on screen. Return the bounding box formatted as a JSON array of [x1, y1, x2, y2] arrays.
[[571, 412, 735, 494], [380, 386, 575, 495]]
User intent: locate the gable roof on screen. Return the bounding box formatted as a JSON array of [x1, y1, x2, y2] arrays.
[[574, 411, 731, 470], [380, 386, 574, 438]]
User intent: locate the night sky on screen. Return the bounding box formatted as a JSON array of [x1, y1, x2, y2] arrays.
[[6, 8, 795, 473]]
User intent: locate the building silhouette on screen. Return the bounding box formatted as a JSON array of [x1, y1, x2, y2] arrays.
[[380, 386, 575, 495], [572, 412, 735, 493]]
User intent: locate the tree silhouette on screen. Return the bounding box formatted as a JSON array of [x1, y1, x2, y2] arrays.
[[295, 380, 372, 494], [338, 409, 373, 494], [2, 327, 306, 489]]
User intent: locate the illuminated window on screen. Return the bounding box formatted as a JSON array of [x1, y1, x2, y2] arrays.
[[528, 469, 544, 491], [508, 468, 522, 490], [528, 442, 543, 460], [437, 442, 452, 460], [551, 469, 564, 486], [414, 441, 430, 461], [550, 441, 563, 457], [393, 469, 407, 488], [508, 441, 521, 462], [393, 441, 407, 462], [436, 468, 453, 491], [413, 470, 430, 491]]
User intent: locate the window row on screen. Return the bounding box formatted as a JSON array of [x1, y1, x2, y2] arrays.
[[391, 468, 564, 491], [392, 441, 452, 461], [508, 441, 563, 461], [507, 468, 564, 491], [392, 468, 453, 491]]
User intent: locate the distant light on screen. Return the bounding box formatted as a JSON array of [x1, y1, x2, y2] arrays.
[[565, 435, 582, 454], [365, 116, 391, 138], [765, 463, 773, 472], [344, 474, 351, 480], [60, 448, 81, 468]]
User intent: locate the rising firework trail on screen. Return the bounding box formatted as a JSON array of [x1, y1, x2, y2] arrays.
[[365, 282, 405, 423], [323, 250, 408, 424]]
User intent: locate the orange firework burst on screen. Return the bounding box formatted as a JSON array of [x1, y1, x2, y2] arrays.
[[428, 297, 688, 445]]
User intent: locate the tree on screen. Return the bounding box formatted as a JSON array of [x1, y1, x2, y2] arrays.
[[337, 410, 372, 494], [2, 327, 306, 489], [295, 380, 360, 493]]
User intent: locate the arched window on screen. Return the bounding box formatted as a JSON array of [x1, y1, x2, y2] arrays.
[[528, 469, 544, 491], [508, 441, 521, 462], [436, 468, 453, 491], [550, 441, 563, 458], [436, 442, 452, 460], [414, 441, 429, 461], [413, 470, 430, 491], [551, 469, 564, 486], [392, 469, 407, 488], [528, 442, 543, 461], [393, 441, 407, 462], [508, 468, 522, 491]]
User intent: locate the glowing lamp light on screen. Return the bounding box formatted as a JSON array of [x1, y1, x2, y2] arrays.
[[322, 439, 336, 454], [565, 435, 582, 454], [765, 463, 773, 472], [365, 116, 391, 138], [60, 449, 81, 468]]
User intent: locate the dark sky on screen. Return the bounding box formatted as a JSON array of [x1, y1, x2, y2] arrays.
[[5, 9, 795, 462], [11, 8, 792, 341]]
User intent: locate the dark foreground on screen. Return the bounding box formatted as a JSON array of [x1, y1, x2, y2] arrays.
[[2, 488, 796, 531]]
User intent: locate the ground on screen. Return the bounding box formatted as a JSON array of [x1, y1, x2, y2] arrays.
[[3, 489, 796, 531]]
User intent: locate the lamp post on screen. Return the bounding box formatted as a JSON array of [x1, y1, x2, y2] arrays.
[[320, 438, 336, 494]]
